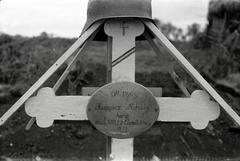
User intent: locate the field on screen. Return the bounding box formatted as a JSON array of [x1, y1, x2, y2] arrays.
[[0, 32, 240, 161]]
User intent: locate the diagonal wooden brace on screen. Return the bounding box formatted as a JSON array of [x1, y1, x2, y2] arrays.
[[141, 19, 240, 126], [0, 20, 104, 126], [25, 87, 220, 130]]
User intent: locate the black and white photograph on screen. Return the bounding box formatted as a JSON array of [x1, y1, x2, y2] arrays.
[[0, 0, 240, 160]]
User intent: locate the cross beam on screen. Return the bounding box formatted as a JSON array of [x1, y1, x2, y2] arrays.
[[25, 86, 220, 130]]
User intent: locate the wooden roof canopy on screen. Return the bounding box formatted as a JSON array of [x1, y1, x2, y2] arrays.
[[81, 0, 153, 41]]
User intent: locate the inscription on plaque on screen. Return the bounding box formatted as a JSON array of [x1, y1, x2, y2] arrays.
[[87, 81, 159, 139]]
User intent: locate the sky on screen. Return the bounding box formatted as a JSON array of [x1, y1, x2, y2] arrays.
[[0, 0, 210, 38]]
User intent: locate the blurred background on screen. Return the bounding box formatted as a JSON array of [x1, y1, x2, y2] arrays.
[[0, 0, 240, 160]]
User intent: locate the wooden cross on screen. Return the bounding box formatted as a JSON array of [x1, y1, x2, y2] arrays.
[[1, 18, 240, 161], [23, 19, 221, 160]]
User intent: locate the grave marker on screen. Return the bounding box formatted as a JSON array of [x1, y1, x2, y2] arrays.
[[87, 81, 159, 139], [1, 0, 240, 161]]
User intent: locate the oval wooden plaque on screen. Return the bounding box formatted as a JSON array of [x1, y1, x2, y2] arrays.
[[87, 81, 159, 139]]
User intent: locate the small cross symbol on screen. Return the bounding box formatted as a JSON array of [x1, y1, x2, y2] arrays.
[[120, 21, 129, 36]]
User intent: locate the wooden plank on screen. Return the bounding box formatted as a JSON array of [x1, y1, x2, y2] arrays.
[[0, 20, 104, 126], [143, 31, 190, 97], [142, 19, 240, 126], [25, 87, 90, 128], [104, 18, 144, 82], [106, 36, 113, 161], [112, 47, 136, 67], [25, 88, 219, 130], [53, 28, 99, 92], [157, 90, 220, 130], [111, 139, 134, 161], [143, 30, 214, 130], [148, 88, 162, 97], [104, 18, 145, 161]]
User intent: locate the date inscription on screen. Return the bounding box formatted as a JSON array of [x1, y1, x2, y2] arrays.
[[87, 81, 159, 139]]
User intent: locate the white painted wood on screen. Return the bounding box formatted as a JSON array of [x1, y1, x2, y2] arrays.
[[106, 36, 113, 161], [53, 27, 100, 92], [0, 20, 104, 126], [25, 88, 220, 130], [104, 18, 144, 82], [104, 18, 145, 161], [25, 87, 90, 128], [111, 139, 134, 161], [157, 90, 220, 130], [142, 19, 240, 126], [143, 31, 190, 97]]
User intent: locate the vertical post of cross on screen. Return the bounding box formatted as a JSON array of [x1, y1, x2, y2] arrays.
[[104, 18, 144, 161]]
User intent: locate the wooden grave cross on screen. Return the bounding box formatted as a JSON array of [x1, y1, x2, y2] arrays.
[[23, 19, 221, 160], [1, 15, 240, 161]]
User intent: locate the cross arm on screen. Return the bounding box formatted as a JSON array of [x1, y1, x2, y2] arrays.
[[25, 87, 90, 128], [25, 87, 220, 131], [157, 90, 220, 130]]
